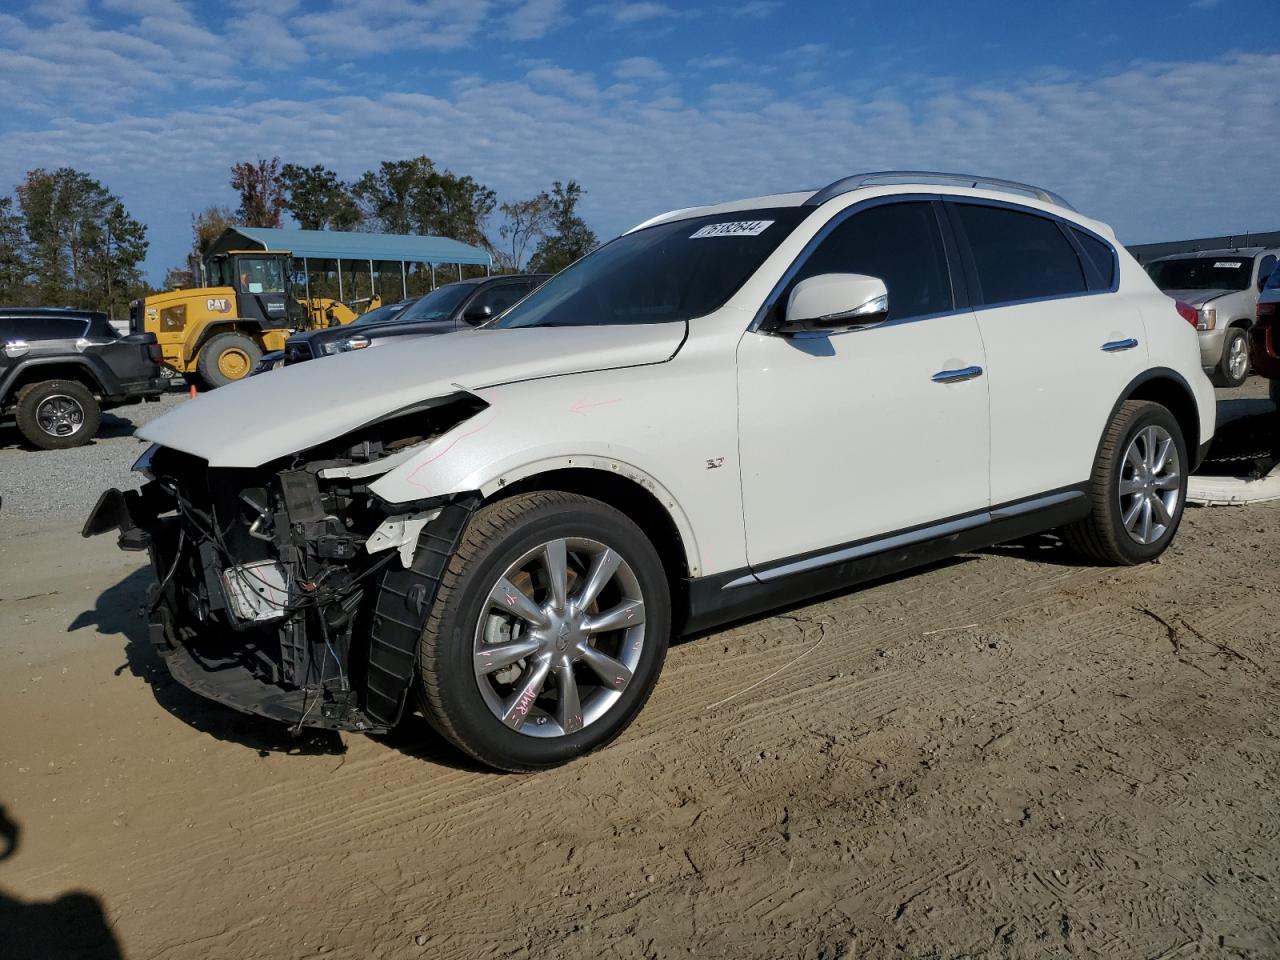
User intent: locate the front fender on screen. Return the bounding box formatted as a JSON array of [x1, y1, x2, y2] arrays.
[[367, 345, 744, 578]]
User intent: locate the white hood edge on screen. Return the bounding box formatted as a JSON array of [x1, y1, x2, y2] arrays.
[[138, 323, 687, 468]]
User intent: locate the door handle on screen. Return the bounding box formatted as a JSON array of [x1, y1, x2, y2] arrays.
[[931, 365, 984, 383], [1101, 338, 1138, 352], [3, 340, 30, 359]]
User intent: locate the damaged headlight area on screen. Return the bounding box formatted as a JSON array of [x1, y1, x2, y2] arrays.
[[83, 394, 486, 733]]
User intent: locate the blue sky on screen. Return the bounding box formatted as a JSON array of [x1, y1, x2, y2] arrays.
[[1, 0, 1277, 281]]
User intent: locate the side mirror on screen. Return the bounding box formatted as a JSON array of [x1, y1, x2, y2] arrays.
[[462, 304, 493, 325], [775, 273, 889, 335]]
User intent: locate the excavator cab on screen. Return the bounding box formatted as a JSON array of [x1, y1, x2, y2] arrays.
[[205, 252, 295, 327]]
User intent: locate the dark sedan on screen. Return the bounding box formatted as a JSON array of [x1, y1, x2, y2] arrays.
[[272, 274, 548, 368]]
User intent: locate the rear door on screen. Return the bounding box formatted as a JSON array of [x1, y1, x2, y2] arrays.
[[945, 200, 1144, 505]]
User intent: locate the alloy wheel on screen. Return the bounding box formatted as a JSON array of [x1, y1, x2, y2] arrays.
[[473, 537, 647, 738], [1118, 424, 1181, 545], [1228, 334, 1248, 382], [35, 395, 85, 438]]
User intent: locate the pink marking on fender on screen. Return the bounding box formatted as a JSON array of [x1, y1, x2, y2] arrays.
[[568, 398, 622, 416], [405, 415, 494, 490]]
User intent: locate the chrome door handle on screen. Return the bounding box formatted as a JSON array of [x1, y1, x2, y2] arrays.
[[931, 365, 984, 383], [1101, 338, 1138, 352], [3, 340, 30, 359]]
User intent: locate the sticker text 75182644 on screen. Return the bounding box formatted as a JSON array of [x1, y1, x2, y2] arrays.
[[690, 220, 774, 239]]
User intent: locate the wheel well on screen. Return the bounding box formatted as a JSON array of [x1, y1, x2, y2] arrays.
[[1127, 376, 1199, 454], [1229, 318, 1251, 330], [490, 468, 692, 588], [4, 363, 102, 405]]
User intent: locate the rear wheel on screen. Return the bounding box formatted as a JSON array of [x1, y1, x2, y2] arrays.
[[1063, 400, 1187, 565], [416, 491, 670, 772], [14, 380, 100, 450], [198, 332, 261, 388], [1213, 327, 1249, 387]]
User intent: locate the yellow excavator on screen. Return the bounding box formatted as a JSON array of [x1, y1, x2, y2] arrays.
[[132, 249, 381, 388]]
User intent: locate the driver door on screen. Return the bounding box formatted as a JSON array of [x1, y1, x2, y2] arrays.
[[736, 200, 991, 568]]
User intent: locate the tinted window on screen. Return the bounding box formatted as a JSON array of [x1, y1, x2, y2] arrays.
[[350, 302, 410, 327], [1258, 254, 1276, 289], [1265, 260, 1280, 291], [954, 204, 1087, 305], [393, 283, 473, 323], [1072, 228, 1116, 289], [17, 317, 88, 340], [0, 318, 15, 340], [1147, 256, 1252, 292], [495, 207, 810, 328], [780, 201, 952, 323], [467, 281, 531, 322]]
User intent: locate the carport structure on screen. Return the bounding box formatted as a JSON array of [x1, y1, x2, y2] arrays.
[[207, 226, 493, 303]]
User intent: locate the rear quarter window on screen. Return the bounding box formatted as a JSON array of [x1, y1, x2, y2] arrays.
[[953, 203, 1087, 306], [1071, 228, 1116, 290], [15, 317, 88, 340]]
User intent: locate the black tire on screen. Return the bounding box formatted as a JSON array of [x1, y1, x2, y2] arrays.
[[1211, 326, 1249, 388], [14, 380, 101, 450], [1062, 400, 1188, 565], [416, 491, 671, 772], [197, 332, 261, 388]]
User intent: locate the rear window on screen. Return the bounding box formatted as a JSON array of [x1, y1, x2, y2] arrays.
[[1072, 228, 1116, 289], [953, 203, 1087, 306]]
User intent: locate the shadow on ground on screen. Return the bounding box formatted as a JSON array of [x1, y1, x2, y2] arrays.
[[0, 805, 122, 960], [68, 566, 485, 771]]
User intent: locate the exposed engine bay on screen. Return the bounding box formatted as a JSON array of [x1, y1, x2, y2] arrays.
[[83, 394, 486, 732]]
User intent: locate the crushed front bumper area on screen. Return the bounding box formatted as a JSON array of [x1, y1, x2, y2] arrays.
[[84, 454, 475, 735]]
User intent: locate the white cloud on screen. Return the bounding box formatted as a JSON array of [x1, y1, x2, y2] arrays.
[[1, 48, 1277, 282], [294, 0, 492, 55], [507, 0, 568, 40], [588, 2, 679, 24], [614, 56, 669, 83], [731, 0, 780, 17]]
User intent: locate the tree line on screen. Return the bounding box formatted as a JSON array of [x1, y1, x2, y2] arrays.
[[0, 154, 600, 318], [170, 155, 598, 287], [0, 169, 148, 320]]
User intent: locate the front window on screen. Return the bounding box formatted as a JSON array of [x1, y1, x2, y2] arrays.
[[1148, 256, 1254, 292], [493, 207, 811, 328], [390, 283, 473, 323], [237, 257, 286, 295]]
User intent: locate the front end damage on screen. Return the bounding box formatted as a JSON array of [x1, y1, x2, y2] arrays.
[[83, 396, 485, 733]]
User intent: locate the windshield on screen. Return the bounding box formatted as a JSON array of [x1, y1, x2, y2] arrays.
[[392, 284, 472, 323], [1148, 256, 1253, 292], [493, 207, 811, 328], [237, 257, 286, 294], [351, 301, 409, 327]]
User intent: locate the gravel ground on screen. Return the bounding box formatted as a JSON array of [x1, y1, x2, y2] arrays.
[[0, 389, 186, 522]]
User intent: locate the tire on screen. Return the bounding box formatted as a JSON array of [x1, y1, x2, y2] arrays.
[[416, 491, 671, 772], [197, 332, 262, 388], [14, 380, 101, 450], [1212, 326, 1249, 387], [1063, 400, 1188, 565]]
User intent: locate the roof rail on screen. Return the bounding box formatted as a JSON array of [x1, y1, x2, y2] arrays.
[[805, 171, 1074, 210]]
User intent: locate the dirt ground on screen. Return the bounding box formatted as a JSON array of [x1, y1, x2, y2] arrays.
[[2, 398, 1279, 959]]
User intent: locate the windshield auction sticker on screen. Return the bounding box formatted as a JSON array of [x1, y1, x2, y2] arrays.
[[690, 220, 774, 238], [1214, 262, 1243, 269]]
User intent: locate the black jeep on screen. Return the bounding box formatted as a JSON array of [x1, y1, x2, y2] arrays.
[[0, 308, 167, 450]]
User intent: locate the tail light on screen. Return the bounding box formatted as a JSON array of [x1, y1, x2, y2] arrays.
[[1174, 301, 1198, 328], [1259, 301, 1277, 320], [147, 343, 163, 363]]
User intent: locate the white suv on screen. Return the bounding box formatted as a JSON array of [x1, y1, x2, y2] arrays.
[[86, 172, 1216, 771]]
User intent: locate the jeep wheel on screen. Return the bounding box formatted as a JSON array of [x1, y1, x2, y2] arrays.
[[14, 380, 101, 450], [1212, 327, 1249, 388], [416, 491, 671, 772], [198, 332, 262, 388], [1063, 400, 1187, 565]]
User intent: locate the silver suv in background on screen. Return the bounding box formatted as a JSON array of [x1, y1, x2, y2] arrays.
[[1147, 247, 1279, 387]]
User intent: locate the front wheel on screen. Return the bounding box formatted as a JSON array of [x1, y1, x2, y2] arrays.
[[197, 332, 262, 388], [14, 380, 101, 450], [416, 491, 671, 771], [1213, 327, 1249, 387], [1063, 400, 1188, 565]]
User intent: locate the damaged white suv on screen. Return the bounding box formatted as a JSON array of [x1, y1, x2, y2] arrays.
[[85, 172, 1215, 771]]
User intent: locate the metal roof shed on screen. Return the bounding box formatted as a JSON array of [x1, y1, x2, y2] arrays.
[[207, 226, 492, 300]]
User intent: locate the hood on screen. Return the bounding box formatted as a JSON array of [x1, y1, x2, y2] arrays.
[[138, 322, 686, 467], [1161, 289, 1238, 308]]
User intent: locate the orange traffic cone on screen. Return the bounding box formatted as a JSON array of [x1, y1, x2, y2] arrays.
[[189, 384, 197, 400]]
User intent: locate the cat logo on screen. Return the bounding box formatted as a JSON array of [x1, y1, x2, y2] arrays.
[[206, 297, 232, 313]]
